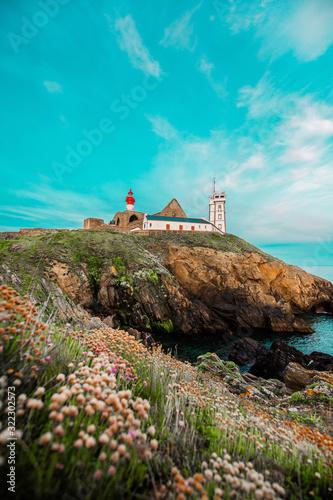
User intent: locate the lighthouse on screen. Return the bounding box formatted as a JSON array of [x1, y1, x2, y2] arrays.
[[125, 189, 135, 211]]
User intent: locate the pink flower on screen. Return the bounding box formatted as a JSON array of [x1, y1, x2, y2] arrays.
[[179, 421, 184, 427]]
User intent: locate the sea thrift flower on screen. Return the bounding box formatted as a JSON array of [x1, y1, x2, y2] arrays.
[[87, 425, 96, 434], [99, 434, 109, 444], [39, 432, 52, 446], [85, 437, 96, 448], [94, 470, 102, 481], [34, 387, 45, 397], [147, 426, 155, 436], [56, 374, 65, 382], [150, 439, 158, 451], [107, 466, 116, 476], [55, 425, 64, 437], [74, 439, 83, 449], [204, 469, 213, 480]]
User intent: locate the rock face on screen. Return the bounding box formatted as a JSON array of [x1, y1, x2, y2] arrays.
[[307, 351, 333, 371], [1, 231, 332, 336], [164, 245, 333, 334], [283, 362, 333, 391], [228, 337, 269, 366], [249, 341, 310, 381]]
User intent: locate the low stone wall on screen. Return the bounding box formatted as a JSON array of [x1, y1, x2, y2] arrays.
[[78, 226, 131, 233], [0, 228, 70, 239], [136, 229, 223, 236]]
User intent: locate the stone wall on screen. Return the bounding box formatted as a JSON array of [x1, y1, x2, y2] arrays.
[[0, 228, 70, 239], [136, 229, 223, 236]]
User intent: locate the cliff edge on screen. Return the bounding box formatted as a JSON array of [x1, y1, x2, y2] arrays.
[[0, 231, 332, 335]]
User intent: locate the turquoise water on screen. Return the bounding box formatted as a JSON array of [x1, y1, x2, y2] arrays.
[[153, 313, 333, 366]]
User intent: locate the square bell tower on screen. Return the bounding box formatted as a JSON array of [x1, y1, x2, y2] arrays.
[[209, 191, 226, 233]]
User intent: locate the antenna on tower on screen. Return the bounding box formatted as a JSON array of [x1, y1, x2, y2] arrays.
[[212, 177, 216, 194]]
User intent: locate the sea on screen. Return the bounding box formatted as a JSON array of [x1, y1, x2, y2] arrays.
[[153, 242, 333, 365]]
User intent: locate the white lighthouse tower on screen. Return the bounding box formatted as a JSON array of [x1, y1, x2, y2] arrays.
[[209, 179, 226, 233], [125, 189, 135, 211]]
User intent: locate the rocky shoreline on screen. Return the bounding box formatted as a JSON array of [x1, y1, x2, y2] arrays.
[[0, 231, 332, 338]]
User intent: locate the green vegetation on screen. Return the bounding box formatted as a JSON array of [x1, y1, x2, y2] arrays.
[[291, 392, 307, 404], [0, 285, 332, 500]]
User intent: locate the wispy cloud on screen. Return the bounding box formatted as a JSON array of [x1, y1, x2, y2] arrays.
[[197, 55, 228, 99], [146, 115, 178, 140], [108, 14, 162, 77], [43, 81, 63, 93], [160, 2, 202, 51], [222, 0, 333, 62], [4, 185, 116, 228]]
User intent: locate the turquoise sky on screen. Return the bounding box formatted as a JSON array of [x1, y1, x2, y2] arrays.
[[1, 0, 333, 254]]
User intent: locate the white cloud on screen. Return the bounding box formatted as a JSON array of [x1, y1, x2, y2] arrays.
[[160, 2, 202, 51], [145, 75, 333, 243], [4, 185, 117, 228], [146, 115, 178, 140], [197, 55, 228, 99], [221, 0, 333, 62], [108, 14, 162, 77], [43, 81, 63, 93], [237, 72, 291, 118]]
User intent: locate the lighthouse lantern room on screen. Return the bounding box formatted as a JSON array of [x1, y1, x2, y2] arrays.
[[125, 189, 135, 211]]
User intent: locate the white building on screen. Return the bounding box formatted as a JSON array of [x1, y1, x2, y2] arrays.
[[209, 192, 226, 233], [142, 215, 223, 233]]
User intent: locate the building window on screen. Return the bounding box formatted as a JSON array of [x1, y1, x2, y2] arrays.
[[199, 225, 201, 229], [149, 223, 152, 228], [218, 224, 222, 228], [191, 226, 195, 231], [218, 205, 222, 210], [205, 226, 207, 229], [179, 225, 183, 231], [166, 224, 170, 230], [218, 214, 222, 219]]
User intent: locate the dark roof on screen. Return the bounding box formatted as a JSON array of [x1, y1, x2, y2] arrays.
[[146, 215, 213, 224]]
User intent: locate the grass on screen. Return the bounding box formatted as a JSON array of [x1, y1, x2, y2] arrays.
[[0, 285, 332, 499]]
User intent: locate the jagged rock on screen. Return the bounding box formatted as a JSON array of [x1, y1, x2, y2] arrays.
[[103, 315, 119, 329], [249, 340, 310, 381], [127, 328, 155, 348], [84, 317, 108, 330], [308, 351, 333, 371], [282, 363, 313, 390], [165, 245, 333, 333], [228, 337, 269, 366], [283, 362, 333, 392]]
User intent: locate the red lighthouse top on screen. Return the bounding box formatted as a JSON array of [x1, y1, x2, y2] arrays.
[[125, 189, 135, 206]]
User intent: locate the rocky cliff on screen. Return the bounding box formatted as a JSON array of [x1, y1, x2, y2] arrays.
[[0, 231, 332, 336]]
